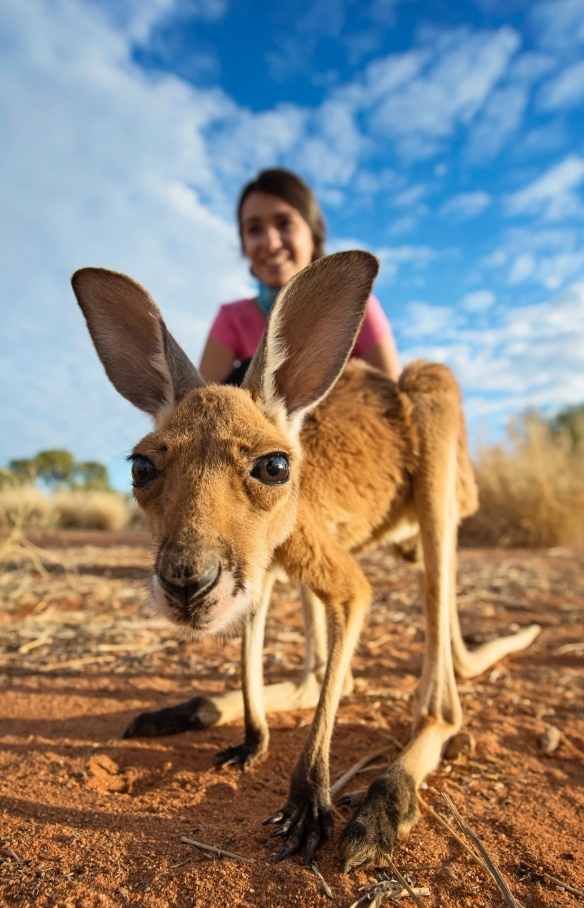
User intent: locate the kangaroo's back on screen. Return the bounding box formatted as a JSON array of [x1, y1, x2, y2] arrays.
[[292, 358, 478, 559]]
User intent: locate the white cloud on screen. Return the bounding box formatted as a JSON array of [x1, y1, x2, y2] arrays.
[[439, 190, 492, 219], [398, 282, 584, 432], [505, 155, 584, 221], [482, 227, 584, 291], [465, 83, 528, 161], [531, 0, 584, 51], [461, 290, 496, 312], [0, 0, 253, 466], [508, 253, 536, 284], [375, 245, 437, 283], [393, 184, 427, 207], [399, 301, 457, 338], [92, 0, 228, 42], [538, 60, 584, 110], [364, 27, 520, 158], [329, 239, 436, 283]]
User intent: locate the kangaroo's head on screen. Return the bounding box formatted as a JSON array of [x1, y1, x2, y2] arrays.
[[71, 251, 378, 636]]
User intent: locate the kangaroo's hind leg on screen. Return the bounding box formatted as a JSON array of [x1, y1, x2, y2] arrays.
[[339, 372, 464, 871], [450, 587, 540, 680]]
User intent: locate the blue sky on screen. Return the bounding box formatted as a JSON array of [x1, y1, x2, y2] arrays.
[[1, 0, 584, 490]]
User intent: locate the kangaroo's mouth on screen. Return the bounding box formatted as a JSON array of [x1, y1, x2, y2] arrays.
[[151, 569, 252, 636], [157, 564, 222, 611]]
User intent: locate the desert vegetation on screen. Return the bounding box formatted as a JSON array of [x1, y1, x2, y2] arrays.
[[460, 404, 584, 549], [0, 449, 141, 531]]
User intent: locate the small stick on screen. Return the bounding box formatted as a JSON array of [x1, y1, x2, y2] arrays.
[[417, 794, 487, 871], [440, 794, 519, 908], [180, 837, 253, 864], [542, 872, 584, 898], [19, 634, 53, 655], [348, 888, 429, 908], [37, 654, 116, 672], [6, 848, 23, 864], [330, 747, 393, 797], [520, 863, 584, 898], [385, 855, 426, 908], [311, 863, 333, 899]]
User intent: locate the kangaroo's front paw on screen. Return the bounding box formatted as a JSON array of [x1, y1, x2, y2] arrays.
[[214, 729, 269, 769], [338, 766, 418, 872], [122, 696, 221, 738], [263, 777, 333, 864]]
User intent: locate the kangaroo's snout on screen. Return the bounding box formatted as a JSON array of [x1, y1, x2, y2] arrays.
[[152, 542, 251, 635], [158, 557, 221, 610]]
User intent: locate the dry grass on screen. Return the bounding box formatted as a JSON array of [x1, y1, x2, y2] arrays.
[[53, 489, 132, 531], [0, 486, 141, 531], [461, 415, 584, 548], [0, 485, 53, 528]]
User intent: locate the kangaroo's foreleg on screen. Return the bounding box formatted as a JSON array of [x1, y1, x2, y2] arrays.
[[214, 570, 275, 766], [123, 575, 332, 739], [265, 544, 370, 864]]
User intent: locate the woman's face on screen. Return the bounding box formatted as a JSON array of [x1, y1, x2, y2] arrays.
[[240, 191, 315, 288]]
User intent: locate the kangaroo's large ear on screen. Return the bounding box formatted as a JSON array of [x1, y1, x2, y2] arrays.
[[243, 250, 379, 430], [71, 268, 205, 424]]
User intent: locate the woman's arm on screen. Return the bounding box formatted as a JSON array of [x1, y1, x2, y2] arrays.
[[362, 333, 401, 381], [199, 336, 237, 383]]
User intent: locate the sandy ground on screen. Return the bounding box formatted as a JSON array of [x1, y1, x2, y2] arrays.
[[0, 530, 583, 908]]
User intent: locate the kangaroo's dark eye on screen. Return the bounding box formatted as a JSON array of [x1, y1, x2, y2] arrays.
[[131, 455, 159, 487], [250, 453, 289, 485]]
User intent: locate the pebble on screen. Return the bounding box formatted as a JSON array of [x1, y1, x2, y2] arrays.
[[538, 725, 561, 755]]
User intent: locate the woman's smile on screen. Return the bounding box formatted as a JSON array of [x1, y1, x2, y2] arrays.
[[239, 191, 315, 288]]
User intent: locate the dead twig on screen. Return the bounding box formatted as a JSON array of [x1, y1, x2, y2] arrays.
[[440, 793, 520, 908], [385, 856, 426, 908], [519, 862, 584, 898], [331, 747, 393, 798], [540, 872, 584, 897], [311, 862, 333, 899], [417, 794, 488, 871], [350, 879, 430, 907], [180, 837, 253, 864]]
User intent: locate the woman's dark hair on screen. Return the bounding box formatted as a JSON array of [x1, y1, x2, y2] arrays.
[[237, 168, 326, 261]]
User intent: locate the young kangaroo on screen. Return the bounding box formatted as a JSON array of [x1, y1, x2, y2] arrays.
[[72, 251, 540, 870]]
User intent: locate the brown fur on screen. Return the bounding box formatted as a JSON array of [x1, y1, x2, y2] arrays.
[[72, 251, 540, 870]]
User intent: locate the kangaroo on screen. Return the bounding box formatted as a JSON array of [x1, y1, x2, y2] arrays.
[[71, 251, 540, 870]]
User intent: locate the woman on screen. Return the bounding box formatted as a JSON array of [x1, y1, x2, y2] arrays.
[[199, 168, 401, 384]]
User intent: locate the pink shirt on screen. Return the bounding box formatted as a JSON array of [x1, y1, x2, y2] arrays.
[[209, 294, 392, 362]]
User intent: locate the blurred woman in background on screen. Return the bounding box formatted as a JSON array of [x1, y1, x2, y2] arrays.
[[199, 168, 401, 385]]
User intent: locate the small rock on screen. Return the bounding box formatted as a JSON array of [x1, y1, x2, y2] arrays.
[[445, 732, 476, 760], [538, 725, 561, 755], [88, 753, 120, 775]]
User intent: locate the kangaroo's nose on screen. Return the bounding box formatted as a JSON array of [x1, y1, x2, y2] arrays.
[[158, 558, 221, 609]]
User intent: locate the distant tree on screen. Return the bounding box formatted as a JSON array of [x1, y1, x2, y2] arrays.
[[4, 450, 111, 492], [548, 404, 584, 451], [34, 449, 75, 489], [73, 461, 110, 490], [8, 458, 37, 485]]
